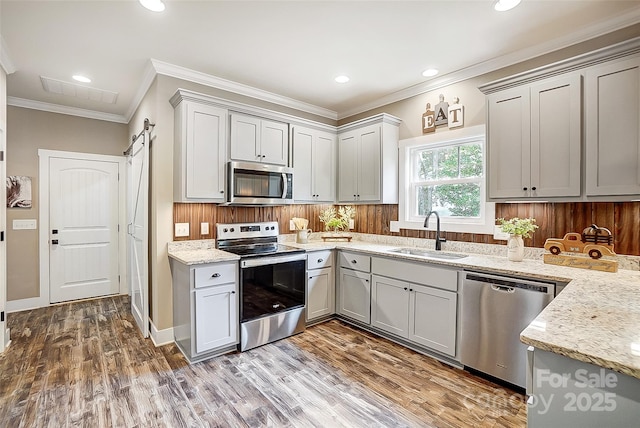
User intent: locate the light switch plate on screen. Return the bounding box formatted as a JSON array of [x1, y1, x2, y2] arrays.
[[175, 222, 189, 237], [493, 225, 509, 240], [13, 219, 37, 230], [200, 222, 209, 235]]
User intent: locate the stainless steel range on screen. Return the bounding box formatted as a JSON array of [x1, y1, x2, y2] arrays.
[[216, 221, 306, 351]]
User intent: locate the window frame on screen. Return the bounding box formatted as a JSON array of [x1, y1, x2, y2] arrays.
[[391, 125, 495, 234]]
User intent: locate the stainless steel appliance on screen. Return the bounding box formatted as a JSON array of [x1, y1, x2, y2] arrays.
[[226, 161, 294, 205], [460, 271, 563, 388], [216, 221, 306, 351]]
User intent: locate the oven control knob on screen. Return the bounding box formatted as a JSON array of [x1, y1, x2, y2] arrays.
[[271, 226, 275, 230], [223, 228, 228, 233], [230, 227, 235, 232]]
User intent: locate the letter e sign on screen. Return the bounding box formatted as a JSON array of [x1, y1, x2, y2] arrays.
[[422, 103, 435, 134]]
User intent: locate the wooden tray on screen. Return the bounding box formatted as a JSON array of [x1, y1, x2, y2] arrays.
[[321, 235, 352, 242], [543, 253, 618, 273]]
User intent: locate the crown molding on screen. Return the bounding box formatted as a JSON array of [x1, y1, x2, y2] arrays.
[[337, 7, 640, 120], [150, 58, 338, 121], [124, 59, 157, 122], [1, 36, 16, 74], [479, 36, 640, 94], [7, 97, 128, 123]]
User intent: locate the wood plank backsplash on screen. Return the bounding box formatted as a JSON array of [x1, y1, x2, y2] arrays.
[[174, 202, 640, 256]]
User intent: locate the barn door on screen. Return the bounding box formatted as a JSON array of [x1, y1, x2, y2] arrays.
[[127, 133, 149, 338]]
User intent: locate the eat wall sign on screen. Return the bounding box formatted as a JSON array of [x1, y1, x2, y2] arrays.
[[422, 94, 464, 134]]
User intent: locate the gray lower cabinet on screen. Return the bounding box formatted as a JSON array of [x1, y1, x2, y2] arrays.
[[306, 250, 335, 322], [170, 259, 239, 362], [527, 347, 640, 427], [371, 256, 458, 358], [337, 251, 372, 324]]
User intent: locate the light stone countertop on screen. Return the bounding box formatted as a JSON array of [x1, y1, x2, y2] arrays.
[[167, 235, 640, 380]]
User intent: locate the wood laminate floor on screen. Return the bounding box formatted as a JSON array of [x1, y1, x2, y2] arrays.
[[0, 295, 526, 427]]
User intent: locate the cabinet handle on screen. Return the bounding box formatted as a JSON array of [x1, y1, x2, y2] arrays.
[[211, 273, 221, 278], [351, 260, 357, 264], [410, 288, 414, 292], [231, 290, 236, 294], [531, 186, 537, 191], [261, 155, 266, 158], [523, 187, 528, 191], [353, 194, 356, 198], [220, 190, 224, 194], [317, 258, 324, 263], [403, 287, 408, 291]]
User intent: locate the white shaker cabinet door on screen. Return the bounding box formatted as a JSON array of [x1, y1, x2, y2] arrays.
[[371, 275, 409, 338], [408, 284, 457, 357], [292, 127, 314, 201], [230, 113, 261, 163], [194, 284, 238, 353], [356, 125, 381, 202], [487, 86, 531, 199], [307, 267, 334, 321], [313, 131, 336, 202], [337, 267, 371, 324], [260, 120, 288, 165], [585, 56, 640, 196], [530, 73, 582, 198]]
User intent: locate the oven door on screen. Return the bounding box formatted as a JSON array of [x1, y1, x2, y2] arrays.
[[239, 253, 306, 323]]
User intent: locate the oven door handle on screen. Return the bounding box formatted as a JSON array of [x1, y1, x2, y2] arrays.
[[241, 253, 306, 268]]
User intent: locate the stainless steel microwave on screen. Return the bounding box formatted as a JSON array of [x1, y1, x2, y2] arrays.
[[226, 161, 294, 205]]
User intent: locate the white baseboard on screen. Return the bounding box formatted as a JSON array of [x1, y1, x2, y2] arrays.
[[6, 296, 47, 313], [150, 320, 174, 347]]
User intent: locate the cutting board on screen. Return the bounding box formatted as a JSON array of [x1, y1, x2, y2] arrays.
[[543, 253, 618, 273]]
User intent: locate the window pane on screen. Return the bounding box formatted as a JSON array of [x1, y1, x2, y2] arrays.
[[417, 150, 435, 180], [459, 143, 483, 178], [436, 146, 459, 179], [417, 183, 481, 218]]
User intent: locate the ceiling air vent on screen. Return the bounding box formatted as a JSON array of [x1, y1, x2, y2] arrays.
[[40, 76, 118, 104]]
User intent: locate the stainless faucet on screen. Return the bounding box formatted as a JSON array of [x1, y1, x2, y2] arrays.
[[424, 211, 446, 251]]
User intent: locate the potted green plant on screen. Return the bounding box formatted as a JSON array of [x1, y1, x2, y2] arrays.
[[496, 217, 538, 261], [319, 206, 355, 240]]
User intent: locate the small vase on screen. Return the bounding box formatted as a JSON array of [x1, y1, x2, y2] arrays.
[[507, 234, 525, 262]]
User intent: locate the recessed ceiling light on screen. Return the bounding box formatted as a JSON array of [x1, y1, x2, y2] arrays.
[[139, 0, 165, 12], [334, 75, 350, 83], [494, 0, 521, 12], [72, 75, 91, 83], [422, 68, 439, 77]]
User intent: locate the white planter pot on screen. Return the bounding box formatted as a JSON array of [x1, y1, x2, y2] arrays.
[[507, 235, 525, 262]]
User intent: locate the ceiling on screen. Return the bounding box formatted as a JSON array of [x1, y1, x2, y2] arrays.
[[2, 1, 640, 123]]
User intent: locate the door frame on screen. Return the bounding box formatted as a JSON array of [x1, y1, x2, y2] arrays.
[[8, 149, 126, 312]]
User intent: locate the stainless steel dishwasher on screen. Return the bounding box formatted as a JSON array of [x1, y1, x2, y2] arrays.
[[460, 271, 560, 389]]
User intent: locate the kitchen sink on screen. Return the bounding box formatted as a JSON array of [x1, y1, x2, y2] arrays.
[[386, 248, 468, 260]]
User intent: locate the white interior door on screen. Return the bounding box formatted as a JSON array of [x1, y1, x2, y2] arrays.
[[0, 127, 6, 352], [127, 135, 149, 337], [49, 157, 120, 303]]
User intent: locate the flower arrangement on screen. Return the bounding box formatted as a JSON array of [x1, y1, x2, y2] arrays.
[[497, 217, 538, 239], [319, 206, 355, 232]]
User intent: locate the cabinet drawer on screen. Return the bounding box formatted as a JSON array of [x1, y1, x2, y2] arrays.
[[339, 252, 371, 272], [194, 263, 237, 288], [372, 257, 458, 292], [307, 250, 333, 270]]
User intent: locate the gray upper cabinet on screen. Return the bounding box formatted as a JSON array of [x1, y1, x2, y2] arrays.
[[172, 95, 228, 202], [487, 73, 581, 199], [292, 125, 336, 203], [337, 114, 401, 204], [585, 56, 640, 196], [230, 112, 289, 166]]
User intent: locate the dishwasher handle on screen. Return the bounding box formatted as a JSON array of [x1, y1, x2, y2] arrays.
[[465, 272, 553, 294], [491, 284, 515, 293]]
